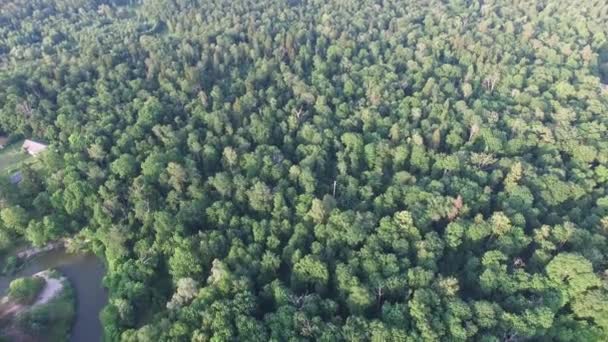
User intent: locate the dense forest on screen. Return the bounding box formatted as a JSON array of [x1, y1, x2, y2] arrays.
[[1, 0, 608, 340]]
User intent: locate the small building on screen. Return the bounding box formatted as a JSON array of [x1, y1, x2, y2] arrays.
[[22, 139, 47, 156], [9, 171, 22, 184]]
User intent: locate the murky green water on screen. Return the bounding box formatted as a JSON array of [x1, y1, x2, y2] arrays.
[[0, 249, 107, 342]]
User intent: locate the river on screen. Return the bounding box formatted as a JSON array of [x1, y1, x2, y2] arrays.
[[0, 249, 107, 342]]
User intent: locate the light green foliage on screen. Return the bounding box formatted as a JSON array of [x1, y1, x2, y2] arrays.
[[111, 154, 137, 178], [0, 206, 28, 232], [293, 255, 329, 290], [8, 276, 45, 304], [0, 0, 606, 340], [546, 253, 601, 299]]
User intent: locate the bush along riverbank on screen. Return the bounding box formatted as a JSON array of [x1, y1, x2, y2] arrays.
[[0, 269, 75, 341], [0, 239, 68, 276]]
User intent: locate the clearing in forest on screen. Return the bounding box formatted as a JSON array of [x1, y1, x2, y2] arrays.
[[0, 140, 31, 174]]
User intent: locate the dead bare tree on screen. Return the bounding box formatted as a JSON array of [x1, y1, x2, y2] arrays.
[[469, 123, 480, 142], [447, 195, 463, 221], [293, 107, 305, 122], [17, 101, 33, 118], [483, 72, 500, 93], [288, 292, 310, 308], [375, 283, 384, 309], [502, 331, 520, 342], [300, 318, 315, 337], [513, 257, 525, 268]]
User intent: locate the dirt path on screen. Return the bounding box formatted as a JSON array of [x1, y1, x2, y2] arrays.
[[33, 271, 64, 305], [0, 298, 24, 320]]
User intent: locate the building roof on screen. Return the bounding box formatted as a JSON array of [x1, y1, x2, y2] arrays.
[[9, 171, 22, 184], [22, 139, 47, 155]]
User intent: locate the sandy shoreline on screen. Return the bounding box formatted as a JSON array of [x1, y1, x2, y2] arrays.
[[16, 240, 67, 260]]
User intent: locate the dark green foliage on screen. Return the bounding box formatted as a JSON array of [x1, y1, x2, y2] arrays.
[[0, 256, 20, 275], [0, 0, 607, 340]]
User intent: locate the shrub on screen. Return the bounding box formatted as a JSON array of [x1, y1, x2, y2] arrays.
[[8, 276, 45, 304]]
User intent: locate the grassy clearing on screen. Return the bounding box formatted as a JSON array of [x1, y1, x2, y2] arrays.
[[0, 140, 30, 174]]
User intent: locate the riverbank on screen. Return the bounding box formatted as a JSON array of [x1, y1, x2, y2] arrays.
[[1, 239, 68, 276], [0, 248, 108, 342], [0, 270, 65, 319], [0, 270, 75, 341], [16, 240, 67, 260]]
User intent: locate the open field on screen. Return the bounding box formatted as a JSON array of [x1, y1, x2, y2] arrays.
[[0, 140, 30, 174]]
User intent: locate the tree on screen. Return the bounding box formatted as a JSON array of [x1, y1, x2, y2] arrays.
[[111, 154, 138, 178], [1, 206, 28, 233], [165, 162, 188, 192], [8, 276, 45, 304], [167, 278, 199, 309], [247, 181, 272, 213], [546, 253, 601, 299], [1, 0, 608, 339], [169, 245, 203, 279], [292, 255, 329, 291]]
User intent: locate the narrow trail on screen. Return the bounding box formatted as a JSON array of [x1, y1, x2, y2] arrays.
[[33, 271, 64, 305], [0, 299, 23, 320]]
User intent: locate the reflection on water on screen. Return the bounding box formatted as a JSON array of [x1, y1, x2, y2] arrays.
[[0, 249, 107, 342]]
